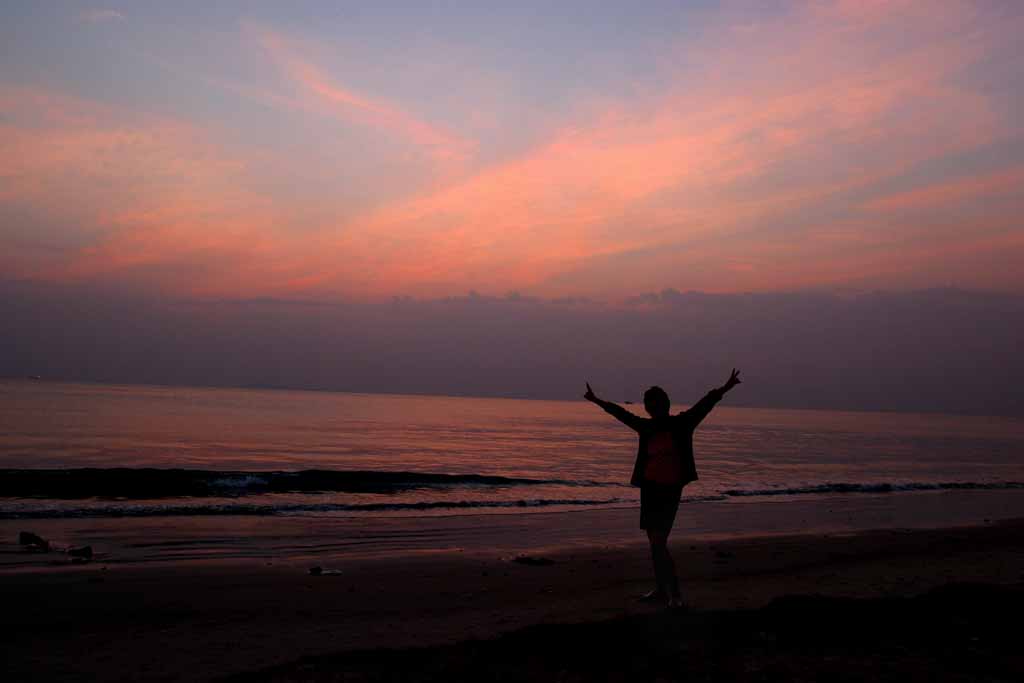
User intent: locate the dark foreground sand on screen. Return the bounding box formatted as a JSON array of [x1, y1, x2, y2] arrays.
[[4, 520, 1024, 682]]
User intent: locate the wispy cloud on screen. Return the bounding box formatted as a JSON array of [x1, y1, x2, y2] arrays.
[[862, 167, 1024, 212], [3, 1, 1023, 300], [248, 24, 474, 164], [81, 9, 125, 24], [0, 85, 305, 294], [288, 0, 1018, 297]]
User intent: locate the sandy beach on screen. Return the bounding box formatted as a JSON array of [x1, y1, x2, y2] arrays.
[[4, 517, 1024, 681]]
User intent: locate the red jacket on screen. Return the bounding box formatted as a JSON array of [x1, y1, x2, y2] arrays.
[[596, 389, 724, 487]]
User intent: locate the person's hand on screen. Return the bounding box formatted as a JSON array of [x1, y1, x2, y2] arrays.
[[584, 382, 598, 402], [723, 368, 742, 392]]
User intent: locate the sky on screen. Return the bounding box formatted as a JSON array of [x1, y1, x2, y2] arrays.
[[3, 0, 1023, 300], [2, 1, 1023, 411]]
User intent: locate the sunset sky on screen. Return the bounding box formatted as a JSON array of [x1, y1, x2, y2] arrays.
[[3, 0, 1022, 302], [3, 2, 1024, 412]]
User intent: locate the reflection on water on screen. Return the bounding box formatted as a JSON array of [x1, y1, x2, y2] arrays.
[[1, 380, 1023, 520]]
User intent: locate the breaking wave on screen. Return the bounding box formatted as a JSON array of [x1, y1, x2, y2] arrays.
[[0, 497, 626, 519], [722, 481, 1024, 497], [0, 468, 610, 499]]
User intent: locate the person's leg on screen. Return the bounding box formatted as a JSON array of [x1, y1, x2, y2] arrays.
[[662, 541, 682, 606], [647, 528, 686, 608], [641, 528, 669, 601], [663, 487, 685, 608]]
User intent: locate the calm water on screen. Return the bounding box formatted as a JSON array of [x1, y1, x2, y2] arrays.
[[2, 380, 1023, 521]]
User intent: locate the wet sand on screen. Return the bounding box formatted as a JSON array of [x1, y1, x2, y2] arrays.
[[3, 518, 1024, 681], [5, 488, 1024, 568]]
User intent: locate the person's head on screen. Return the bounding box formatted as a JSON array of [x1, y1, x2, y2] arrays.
[[643, 386, 671, 418]]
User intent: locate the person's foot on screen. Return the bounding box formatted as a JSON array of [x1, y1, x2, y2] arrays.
[[637, 589, 667, 603], [667, 595, 689, 611]]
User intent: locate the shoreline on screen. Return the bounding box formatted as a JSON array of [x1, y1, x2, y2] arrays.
[[3, 517, 1024, 681], [3, 487, 1024, 571]]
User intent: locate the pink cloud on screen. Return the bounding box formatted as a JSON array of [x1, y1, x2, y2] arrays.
[[249, 25, 474, 164], [863, 168, 1024, 212], [0, 85, 311, 295], [3, 1, 1022, 300], [287, 0, 1011, 298]]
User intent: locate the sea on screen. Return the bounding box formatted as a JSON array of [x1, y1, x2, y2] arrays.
[[2, 380, 1023, 565]]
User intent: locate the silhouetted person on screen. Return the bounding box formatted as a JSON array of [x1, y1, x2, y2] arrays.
[[584, 369, 742, 609]]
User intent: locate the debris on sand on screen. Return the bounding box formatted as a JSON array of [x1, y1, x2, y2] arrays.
[[18, 531, 50, 552], [308, 566, 344, 576], [68, 545, 93, 561], [512, 555, 555, 566]]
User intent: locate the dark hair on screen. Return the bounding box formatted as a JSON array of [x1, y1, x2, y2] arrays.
[[643, 385, 670, 412]]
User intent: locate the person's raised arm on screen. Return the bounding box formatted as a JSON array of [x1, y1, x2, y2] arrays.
[[683, 368, 742, 426], [584, 382, 643, 431]]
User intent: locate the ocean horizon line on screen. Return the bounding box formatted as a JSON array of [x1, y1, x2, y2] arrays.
[[4, 377, 1022, 420]]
